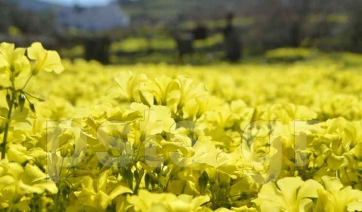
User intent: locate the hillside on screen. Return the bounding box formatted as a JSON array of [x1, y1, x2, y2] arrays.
[[121, 0, 255, 24], [13, 0, 64, 11]]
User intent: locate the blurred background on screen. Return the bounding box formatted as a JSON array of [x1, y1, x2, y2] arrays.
[[1, 0, 362, 65]]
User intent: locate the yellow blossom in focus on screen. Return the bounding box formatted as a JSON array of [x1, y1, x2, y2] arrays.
[[27, 42, 64, 75]]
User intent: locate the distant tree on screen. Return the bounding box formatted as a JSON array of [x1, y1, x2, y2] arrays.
[[288, 0, 312, 47], [84, 36, 111, 64], [350, 0, 362, 52], [254, 0, 334, 49], [222, 12, 242, 61], [0, 0, 56, 36], [0, 0, 15, 32]]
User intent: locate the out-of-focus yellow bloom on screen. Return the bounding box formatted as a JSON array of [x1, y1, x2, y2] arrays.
[[27, 42, 64, 75], [7, 26, 22, 37]]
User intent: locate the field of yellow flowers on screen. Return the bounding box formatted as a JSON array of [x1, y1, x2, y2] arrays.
[[1, 42, 362, 212]]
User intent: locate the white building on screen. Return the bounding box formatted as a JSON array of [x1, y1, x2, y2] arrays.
[[15, 0, 130, 31], [57, 3, 130, 31]]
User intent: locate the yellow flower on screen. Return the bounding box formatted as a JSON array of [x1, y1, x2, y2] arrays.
[[27, 42, 64, 74], [232, 206, 258, 212], [315, 176, 362, 212], [0, 162, 58, 210], [254, 177, 323, 212], [127, 189, 209, 212], [0, 42, 30, 76], [114, 71, 149, 103], [131, 103, 176, 136], [67, 171, 132, 212]]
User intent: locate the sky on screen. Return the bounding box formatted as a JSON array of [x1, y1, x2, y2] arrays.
[[39, 0, 112, 7]]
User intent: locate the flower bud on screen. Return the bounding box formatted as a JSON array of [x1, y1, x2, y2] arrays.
[[199, 171, 209, 194], [145, 173, 150, 189], [6, 94, 11, 108], [18, 94, 26, 111]]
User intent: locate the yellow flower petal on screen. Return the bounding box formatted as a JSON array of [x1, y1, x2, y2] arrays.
[[27, 42, 64, 74]]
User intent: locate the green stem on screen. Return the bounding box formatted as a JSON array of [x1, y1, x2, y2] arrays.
[[23, 91, 44, 102], [1, 72, 36, 159], [54, 187, 60, 212], [22, 74, 33, 90], [1, 90, 15, 159], [6, 205, 13, 212], [133, 170, 144, 194]]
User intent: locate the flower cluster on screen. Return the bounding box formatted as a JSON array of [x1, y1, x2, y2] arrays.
[[0, 42, 63, 211], [1, 42, 362, 211]]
